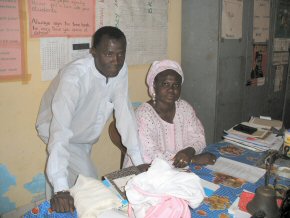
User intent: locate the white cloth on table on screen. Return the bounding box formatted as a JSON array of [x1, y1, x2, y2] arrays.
[[125, 158, 205, 218], [70, 175, 123, 218]]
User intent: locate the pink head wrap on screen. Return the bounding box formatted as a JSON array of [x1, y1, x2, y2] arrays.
[[146, 60, 184, 97]]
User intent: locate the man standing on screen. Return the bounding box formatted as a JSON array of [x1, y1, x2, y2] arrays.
[[36, 26, 143, 212]]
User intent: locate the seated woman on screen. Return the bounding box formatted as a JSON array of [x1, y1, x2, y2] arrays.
[[124, 60, 215, 168]]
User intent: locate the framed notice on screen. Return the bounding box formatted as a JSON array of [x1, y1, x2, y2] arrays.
[[0, 1, 27, 81]]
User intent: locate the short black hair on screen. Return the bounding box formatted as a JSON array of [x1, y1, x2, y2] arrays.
[[92, 26, 126, 48]]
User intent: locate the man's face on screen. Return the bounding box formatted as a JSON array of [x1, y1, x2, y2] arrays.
[[91, 35, 126, 78]]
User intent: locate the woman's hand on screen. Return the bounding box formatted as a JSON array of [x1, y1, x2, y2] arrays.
[[173, 147, 196, 168], [191, 152, 217, 165], [50, 191, 75, 213], [137, 163, 151, 172]]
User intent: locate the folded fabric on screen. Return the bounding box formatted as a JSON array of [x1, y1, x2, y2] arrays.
[[125, 158, 205, 218], [70, 174, 123, 218]]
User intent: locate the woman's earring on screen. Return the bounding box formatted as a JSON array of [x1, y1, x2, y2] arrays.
[[152, 92, 156, 105]]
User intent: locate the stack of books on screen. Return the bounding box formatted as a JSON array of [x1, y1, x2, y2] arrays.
[[223, 117, 284, 152]]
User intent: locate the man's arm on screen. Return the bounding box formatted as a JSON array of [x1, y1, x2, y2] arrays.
[[185, 101, 206, 154], [46, 75, 80, 212]]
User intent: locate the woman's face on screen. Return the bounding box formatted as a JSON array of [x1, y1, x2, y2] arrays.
[[154, 69, 182, 105]]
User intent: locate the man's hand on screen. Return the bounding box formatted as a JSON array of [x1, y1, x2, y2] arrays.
[[50, 191, 75, 213], [191, 152, 217, 165], [173, 147, 196, 168]]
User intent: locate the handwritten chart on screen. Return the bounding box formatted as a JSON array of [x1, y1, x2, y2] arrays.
[[96, 0, 168, 65], [0, 0, 24, 80], [40, 37, 91, 81], [28, 0, 95, 37]]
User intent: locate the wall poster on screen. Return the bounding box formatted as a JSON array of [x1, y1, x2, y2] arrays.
[[28, 0, 95, 38], [275, 0, 290, 38], [246, 44, 267, 86], [274, 65, 284, 92], [221, 0, 243, 39], [253, 0, 270, 43], [95, 0, 168, 65], [0, 0, 27, 81], [40, 37, 91, 81]]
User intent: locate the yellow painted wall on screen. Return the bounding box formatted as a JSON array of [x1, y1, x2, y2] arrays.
[[0, 0, 181, 213]]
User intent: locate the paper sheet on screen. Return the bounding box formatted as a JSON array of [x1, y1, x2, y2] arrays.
[[253, 0, 270, 43], [228, 197, 251, 218], [273, 38, 290, 52], [200, 179, 220, 197], [40, 37, 90, 80], [274, 65, 284, 92], [206, 157, 266, 183], [28, 0, 95, 37], [113, 175, 136, 193], [221, 0, 243, 39], [0, 0, 24, 79], [95, 0, 168, 65]]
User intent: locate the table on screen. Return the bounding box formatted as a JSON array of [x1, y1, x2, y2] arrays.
[[189, 142, 267, 218], [24, 142, 289, 218]]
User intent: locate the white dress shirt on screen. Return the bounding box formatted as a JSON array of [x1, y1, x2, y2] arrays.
[[36, 54, 143, 192]]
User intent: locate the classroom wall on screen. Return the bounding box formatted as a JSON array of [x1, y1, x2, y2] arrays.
[[0, 0, 181, 214]]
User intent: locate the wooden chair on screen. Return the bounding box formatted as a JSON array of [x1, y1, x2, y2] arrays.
[[108, 119, 127, 168]]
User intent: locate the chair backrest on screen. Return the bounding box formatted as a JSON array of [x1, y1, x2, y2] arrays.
[[108, 119, 127, 168]]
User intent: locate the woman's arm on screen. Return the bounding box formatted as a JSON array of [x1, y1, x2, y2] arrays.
[[172, 100, 206, 167], [183, 101, 206, 154]]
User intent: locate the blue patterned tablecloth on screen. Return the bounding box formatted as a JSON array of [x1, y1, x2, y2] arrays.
[[24, 200, 77, 218], [189, 142, 268, 218], [24, 141, 288, 218], [190, 141, 290, 217]]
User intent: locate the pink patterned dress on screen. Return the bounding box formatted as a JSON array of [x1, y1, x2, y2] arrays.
[[123, 99, 206, 167]]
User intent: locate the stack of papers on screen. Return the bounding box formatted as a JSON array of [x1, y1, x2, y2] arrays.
[[206, 157, 266, 183], [249, 116, 283, 130], [223, 120, 283, 152]]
